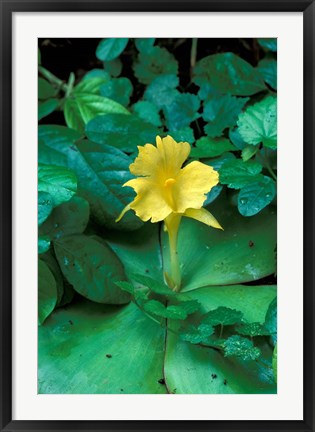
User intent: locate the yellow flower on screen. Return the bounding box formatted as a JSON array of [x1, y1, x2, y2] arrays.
[[116, 135, 222, 227], [116, 135, 223, 291]]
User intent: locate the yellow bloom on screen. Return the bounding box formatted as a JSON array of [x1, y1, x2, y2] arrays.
[[116, 135, 222, 228]]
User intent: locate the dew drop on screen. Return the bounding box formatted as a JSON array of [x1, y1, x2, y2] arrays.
[[63, 257, 70, 266], [240, 198, 247, 205]]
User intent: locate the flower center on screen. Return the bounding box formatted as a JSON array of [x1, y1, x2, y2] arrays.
[[164, 178, 176, 187]]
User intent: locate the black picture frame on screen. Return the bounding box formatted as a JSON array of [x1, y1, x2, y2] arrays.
[[1, 1, 314, 431]]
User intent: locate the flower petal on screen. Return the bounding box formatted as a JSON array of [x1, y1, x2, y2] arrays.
[[172, 161, 219, 213], [124, 178, 172, 223], [184, 207, 223, 230], [129, 136, 191, 181]]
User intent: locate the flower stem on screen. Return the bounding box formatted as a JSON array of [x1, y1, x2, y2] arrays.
[[165, 214, 182, 292], [190, 38, 198, 69], [38, 65, 68, 92]]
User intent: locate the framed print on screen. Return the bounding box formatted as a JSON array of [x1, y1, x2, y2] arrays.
[[1, 0, 314, 431]]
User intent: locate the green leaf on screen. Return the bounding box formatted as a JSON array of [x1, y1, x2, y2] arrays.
[[236, 322, 271, 337], [38, 78, 56, 100], [257, 58, 277, 90], [134, 46, 178, 84], [193, 53, 266, 96], [96, 38, 129, 61], [224, 335, 261, 361], [264, 297, 277, 345], [39, 196, 89, 240], [40, 251, 65, 305], [114, 281, 148, 301], [237, 96, 277, 149], [202, 307, 243, 326], [241, 145, 258, 162], [64, 93, 129, 133], [238, 176, 276, 216], [103, 58, 123, 77], [38, 236, 51, 254], [229, 127, 247, 150], [85, 113, 158, 152], [100, 77, 133, 107], [38, 299, 166, 394], [257, 38, 277, 52], [38, 164, 77, 207], [38, 258, 57, 324], [219, 159, 263, 189], [144, 74, 179, 108], [164, 285, 277, 394], [132, 274, 174, 296], [83, 69, 111, 82], [132, 101, 162, 127], [162, 196, 277, 290], [54, 234, 130, 304], [203, 185, 223, 206], [179, 324, 214, 344], [38, 127, 142, 230], [135, 38, 155, 53], [144, 299, 200, 320], [168, 127, 195, 144], [38, 99, 58, 121], [191, 137, 236, 158], [272, 344, 277, 382], [38, 191, 53, 225], [74, 77, 109, 94], [203, 95, 249, 137], [164, 93, 200, 131]]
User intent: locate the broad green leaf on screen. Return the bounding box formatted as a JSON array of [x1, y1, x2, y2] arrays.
[[96, 38, 129, 61], [203, 185, 223, 206], [104, 58, 123, 77], [39, 196, 89, 240], [257, 38, 277, 52], [224, 335, 261, 361], [132, 101, 162, 127], [144, 299, 200, 320], [38, 127, 142, 230], [74, 77, 109, 94], [134, 46, 178, 84], [229, 127, 247, 150], [264, 297, 277, 345], [38, 164, 77, 207], [100, 77, 133, 107], [64, 93, 129, 133], [219, 159, 263, 189], [135, 38, 155, 53], [38, 99, 58, 121], [164, 93, 200, 131], [41, 251, 64, 305], [202, 307, 243, 326], [193, 53, 266, 96], [257, 58, 277, 90], [168, 127, 195, 144], [85, 113, 158, 152], [144, 74, 179, 108], [162, 196, 276, 290], [83, 69, 111, 82], [237, 96, 277, 149], [204, 152, 236, 171], [191, 137, 236, 159], [38, 191, 53, 225], [38, 236, 51, 254], [38, 299, 166, 394], [164, 285, 277, 394], [241, 145, 258, 162], [38, 259, 57, 324], [238, 176, 276, 216], [272, 344, 277, 382], [54, 234, 130, 304], [38, 78, 56, 100], [203, 95, 249, 137]]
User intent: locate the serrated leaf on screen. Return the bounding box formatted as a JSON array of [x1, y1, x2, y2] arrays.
[[132, 274, 174, 296], [132, 101, 162, 127], [191, 137, 236, 159], [134, 46, 178, 84], [54, 234, 130, 304], [38, 164, 77, 207], [237, 96, 277, 149], [164, 93, 200, 131], [224, 335, 261, 361], [144, 299, 200, 320], [257, 58, 277, 90], [64, 93, 129, 133], [135, 38, 155, 53], [85, 113, 158, 152], [144, 74, 179, 108], [236, 322, 271, 337], [202, 306, 243, 326], [38, 191, 53, 225], [203, 95, 249, 137], [219, 159, 263, 189], [96, 38, 129, 61], [38, 99, 58, 121], [38, 258, 57, 324], [39, 196, 89, 240], [257, 38, 277, 52], [238, 176, 276, 216], [115, 280, 149, 302], [193, 52, 266, 96], [179, 324, 214, 344], [100, 77, 133, 107]]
